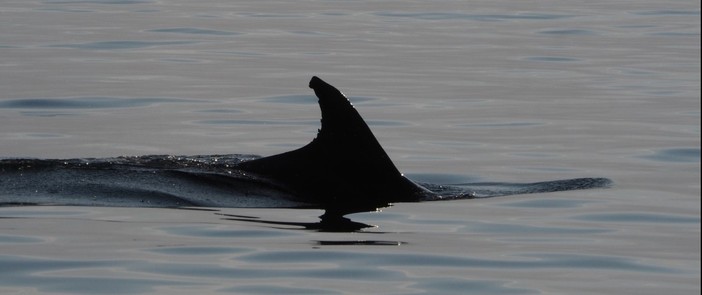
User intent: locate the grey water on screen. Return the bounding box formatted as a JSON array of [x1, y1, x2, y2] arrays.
[[0, 0, 699, 294]]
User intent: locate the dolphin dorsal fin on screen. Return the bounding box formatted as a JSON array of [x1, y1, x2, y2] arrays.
[[308, 76, 402, 177], [238, 76, 429, 208]]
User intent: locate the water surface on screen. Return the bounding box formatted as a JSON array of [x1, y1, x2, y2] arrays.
[[0, 0, 699, 294]]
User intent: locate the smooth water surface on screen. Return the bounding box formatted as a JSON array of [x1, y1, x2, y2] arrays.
[[1, 0, 699, 294]]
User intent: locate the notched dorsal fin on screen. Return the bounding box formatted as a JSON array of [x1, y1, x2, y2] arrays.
[[309, 76, 402, 177], [238, 76, 430, 208]]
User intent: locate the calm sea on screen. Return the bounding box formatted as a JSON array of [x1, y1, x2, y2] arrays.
[[1, 0, 699, 294]]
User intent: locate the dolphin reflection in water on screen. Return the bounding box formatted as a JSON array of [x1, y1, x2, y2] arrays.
[[0, 76, 611, 229]]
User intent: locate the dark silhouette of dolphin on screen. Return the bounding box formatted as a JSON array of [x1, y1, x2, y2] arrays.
[[236, 76, 434, 215], [0, 76, 611, 221]]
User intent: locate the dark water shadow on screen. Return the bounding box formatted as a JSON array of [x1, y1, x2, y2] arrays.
[[314, 240, 406, 246], [216, 211, 376, 233], [217, 211, 409, 246]]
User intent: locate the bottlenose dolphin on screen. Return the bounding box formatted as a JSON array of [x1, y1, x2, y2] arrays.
[[0, 76, 611, 217]]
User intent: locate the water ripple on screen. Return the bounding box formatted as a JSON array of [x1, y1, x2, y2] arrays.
[[573, 213, 699, 224], [410, 278, 537, 295], [45, 0, 152, 4], [241, 251, 677, 273], [0, 97, 199, 109], [157, 224, 300, 238], [148, 27, 241, 36], [454, 121, 544, 128], [146, 246, 251, 256], [538, 29, 597, 35], [47, 40, 196, 50], [525, 56, 581, 62], [634, 10, 700, 16], [18, 111, 79, 117], [499, 199, 594, 208], [0, 235, 45, 244], [641, 148, 700, 163], [376, 12, 574, 21], [194, 119, 318, 126], [0, 255, 193, 294], [221, 285, 341, 295], [461, 222, 610, 235]]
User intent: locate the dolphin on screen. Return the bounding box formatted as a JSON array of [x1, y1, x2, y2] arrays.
[[0, 76, 611, 217]]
